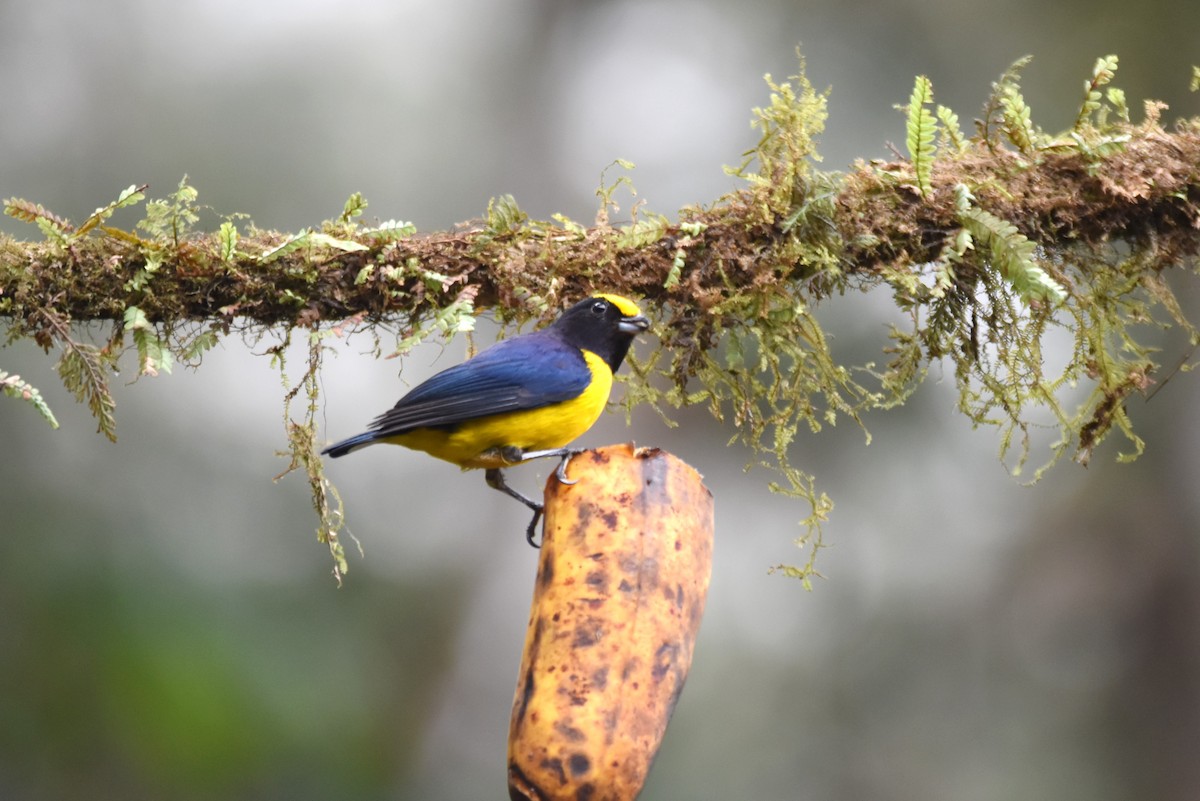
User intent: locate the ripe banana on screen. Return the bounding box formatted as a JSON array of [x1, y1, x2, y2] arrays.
[[508, 444, 714, 801]]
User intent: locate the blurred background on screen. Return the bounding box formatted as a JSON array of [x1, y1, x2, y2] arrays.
[[3, 1, 1200, 799]]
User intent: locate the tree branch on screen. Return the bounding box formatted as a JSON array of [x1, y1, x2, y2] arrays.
[[3, 117, 1198, 330], [3, 56, 1198, 580]]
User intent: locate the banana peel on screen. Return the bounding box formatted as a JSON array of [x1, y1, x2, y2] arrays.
[[508, 444, 714, 801]]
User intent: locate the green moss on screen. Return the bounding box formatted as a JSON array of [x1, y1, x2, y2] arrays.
[[3, 54, 1200, 582]]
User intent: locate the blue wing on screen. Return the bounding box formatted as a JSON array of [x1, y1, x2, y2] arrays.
[[366, 331, 590, 436]]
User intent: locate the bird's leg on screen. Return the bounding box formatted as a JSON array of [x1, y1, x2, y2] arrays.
[[485, 467, 544, 547], [516, 446, 583, 486], [488, 446, 585, 547]]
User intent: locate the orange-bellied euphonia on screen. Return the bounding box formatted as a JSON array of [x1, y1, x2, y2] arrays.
[[322, 294, 650, 542]]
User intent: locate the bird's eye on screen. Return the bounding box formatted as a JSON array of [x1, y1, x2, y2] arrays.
[[591, 300, 608, 315]]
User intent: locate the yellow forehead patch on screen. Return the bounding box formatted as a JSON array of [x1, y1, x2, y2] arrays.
[[594, 293, 643, 318]]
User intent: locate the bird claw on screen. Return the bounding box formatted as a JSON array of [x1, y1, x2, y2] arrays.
[[554, 452, 579, 485], [514, 447, 584, 483], [486, 467, 545, 548], [525, 509, 544, 548], [488, 448, 586, 548]]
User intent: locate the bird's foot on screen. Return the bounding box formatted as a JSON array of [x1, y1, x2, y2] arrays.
[[517, 446, 584, 486], [485, 467, 545, 548], [488, 447, 586, 547]]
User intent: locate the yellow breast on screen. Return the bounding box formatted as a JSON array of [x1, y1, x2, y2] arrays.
[[383, 350, 614, 469]]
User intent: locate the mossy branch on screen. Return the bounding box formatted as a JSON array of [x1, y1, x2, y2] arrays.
[[4, 55, 1200, 582]]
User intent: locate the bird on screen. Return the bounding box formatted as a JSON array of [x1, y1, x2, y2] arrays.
[[322, 294, 650, 544]]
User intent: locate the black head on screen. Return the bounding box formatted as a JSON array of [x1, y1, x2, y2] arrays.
[[551, 294, 650, 373]]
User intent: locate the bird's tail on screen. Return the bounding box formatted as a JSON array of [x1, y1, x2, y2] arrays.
[[321, 431, 378, 458]]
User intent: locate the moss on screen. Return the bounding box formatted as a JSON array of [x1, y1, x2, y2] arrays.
[[3, 55, 1200, 581]]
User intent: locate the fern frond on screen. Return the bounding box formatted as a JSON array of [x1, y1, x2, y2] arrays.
[[123, 306, 174, 377], [338, 192, 367, 225], [1073, 55, 1119, 132], [361, 220, 417, 244], [3, 198, 74, 232], [179, 327, 221, 364], [56, 340, 117, 441], [905, 75, 937, 198], [306, 233, 368, 253], [36, 218, 71, 246], [485, 194, 528, 236], [100, 226, 154, 248], [978, 55, 1034, 146], [259, 230, 368, 263], [1099, 87, 1129, 127], [960, 207, 1066, 304], [616, 215, 670, 250], [953, 182, 976, 214], [936, 105, 966, 153], [1000, 85, 1038, 155], [217, 220, 239, 262], [137, 177, 200, 245], [76, 184, 147, 239], [389, 286, 480, 357], [0, 370, 59, 429]]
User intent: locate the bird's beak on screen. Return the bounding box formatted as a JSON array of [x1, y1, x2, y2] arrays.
[[619, 314, 651, 335]]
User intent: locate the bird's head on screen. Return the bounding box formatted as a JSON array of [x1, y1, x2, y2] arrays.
[[553, 294, 650, 373]]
